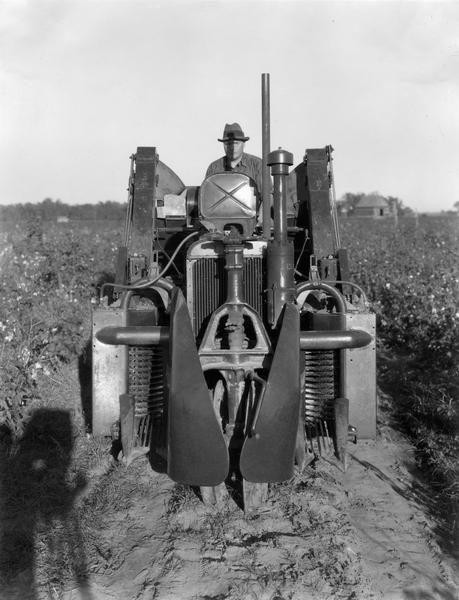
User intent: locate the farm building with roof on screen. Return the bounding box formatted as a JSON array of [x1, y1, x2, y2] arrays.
[[353, 194, 393, 218]]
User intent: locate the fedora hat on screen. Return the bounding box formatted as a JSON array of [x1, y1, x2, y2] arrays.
[[218, 123, 249, 142]]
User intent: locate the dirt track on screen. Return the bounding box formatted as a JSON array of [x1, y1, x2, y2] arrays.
[[57, 426, 457, 600], [1, 366, 457, 600]]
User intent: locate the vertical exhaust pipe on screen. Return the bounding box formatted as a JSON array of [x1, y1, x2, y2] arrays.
[[261, 73, 271, 238], [266, 148, 295, 327], [261, 73, 295, 326], [269, 148, 293, 246]]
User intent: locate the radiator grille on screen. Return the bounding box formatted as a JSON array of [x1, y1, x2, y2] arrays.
[[191, 256, 265, 336], [244, 257, 264, 315]]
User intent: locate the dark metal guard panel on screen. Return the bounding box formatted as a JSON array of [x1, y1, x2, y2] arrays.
[[133, 147, 157, 235], [305, 148, 335, 259], [167, 289, 229, 486], [240, 303, 301, 482], [130, 148, 185, 258]]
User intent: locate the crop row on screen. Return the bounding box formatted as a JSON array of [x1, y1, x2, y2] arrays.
[[0, 220, 122, 432], [341, 215, 458, 542], [1, 216, 457, 426], [340, 216, 458, 370], [0, 216, 457, 534]]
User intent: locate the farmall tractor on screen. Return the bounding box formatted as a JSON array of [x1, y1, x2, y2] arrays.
[[92, 75, 376, 509]]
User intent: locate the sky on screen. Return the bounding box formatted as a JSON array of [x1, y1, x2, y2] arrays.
[[1, 0, 458, 213]]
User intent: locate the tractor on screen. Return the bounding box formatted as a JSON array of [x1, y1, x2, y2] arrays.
[[91, 74, 376, 509]]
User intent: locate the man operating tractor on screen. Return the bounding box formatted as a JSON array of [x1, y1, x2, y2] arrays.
[[206, 122, 263, 204]]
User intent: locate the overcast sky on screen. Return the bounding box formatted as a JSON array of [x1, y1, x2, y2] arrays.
[[1, 0, 458, 212]]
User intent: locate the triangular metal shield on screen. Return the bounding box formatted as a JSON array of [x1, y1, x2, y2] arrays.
[[240, 302, 301, 483], [167, 289, 229, 486]]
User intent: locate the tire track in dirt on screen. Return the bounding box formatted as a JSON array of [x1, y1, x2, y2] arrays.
[[60, 429, 457, 600], [343, 431, 458, 599]]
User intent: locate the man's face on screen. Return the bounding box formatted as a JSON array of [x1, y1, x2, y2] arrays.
[[224, 139, 245, 162]]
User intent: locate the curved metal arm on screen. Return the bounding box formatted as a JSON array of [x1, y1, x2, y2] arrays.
[[317, 280, 369, 305], [296, 281, 346, 313], [100, 276, 175, 302]]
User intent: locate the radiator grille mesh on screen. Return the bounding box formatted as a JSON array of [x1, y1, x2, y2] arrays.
[[191, 256, 264, 335]]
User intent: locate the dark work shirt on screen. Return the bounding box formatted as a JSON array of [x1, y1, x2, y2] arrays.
[[205, 153, 263, 195]]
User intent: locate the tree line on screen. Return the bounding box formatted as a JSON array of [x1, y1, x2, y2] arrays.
[[3, 193, 449, 223], [0, 198, 126, 222]]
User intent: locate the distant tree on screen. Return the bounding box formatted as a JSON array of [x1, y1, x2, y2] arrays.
[[387, 196, 413, 217], [454, 201, 459, 213], [41, 198, 58, 220], [95, 201, 126, 220]]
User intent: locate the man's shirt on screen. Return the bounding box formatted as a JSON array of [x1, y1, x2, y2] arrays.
[[205, 153, 263, 195]]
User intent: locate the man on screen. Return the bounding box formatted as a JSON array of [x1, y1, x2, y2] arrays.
[[205, 123, 263, 196]]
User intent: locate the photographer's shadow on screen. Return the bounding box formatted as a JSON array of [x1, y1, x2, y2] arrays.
[[0, 410, 92, 599]]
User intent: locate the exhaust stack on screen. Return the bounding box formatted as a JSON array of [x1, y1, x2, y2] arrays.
[[261, 73, 271, 238], [266, 147, 295, 327]]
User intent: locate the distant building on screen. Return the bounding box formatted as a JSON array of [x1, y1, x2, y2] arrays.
[[353, 194, 392, 218], [56, 216, 69, 223]]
